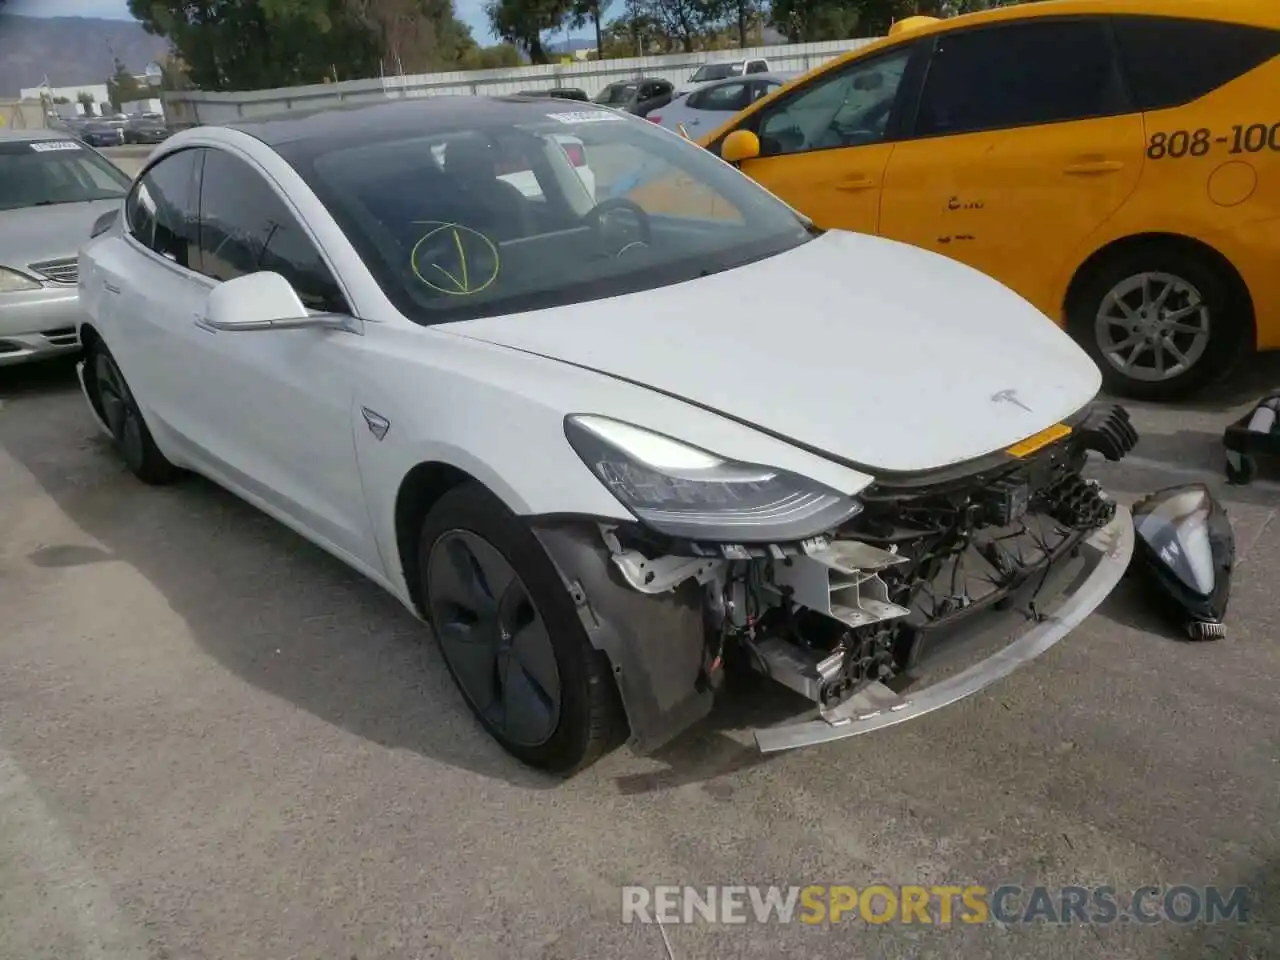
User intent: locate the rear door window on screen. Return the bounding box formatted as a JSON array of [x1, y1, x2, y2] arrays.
[[1111, 15, 1280, 111], [914, 18, 1128, 137], [695, 82, 751, 112]]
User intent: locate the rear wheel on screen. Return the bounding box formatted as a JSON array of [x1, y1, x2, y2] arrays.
[[1069, 246, 1250, 401], [418, 483, 622, 774], [89, 342, 180, 485]]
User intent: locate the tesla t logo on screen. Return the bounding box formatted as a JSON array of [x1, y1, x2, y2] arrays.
[[991, 389, 1032, 412]]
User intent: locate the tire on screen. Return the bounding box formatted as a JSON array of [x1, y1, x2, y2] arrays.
[[1068, 245, 1250, 402], [88, 341, 181, 485], [418, 483, 622, 774]]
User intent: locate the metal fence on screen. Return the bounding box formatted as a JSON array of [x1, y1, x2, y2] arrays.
[[162, 38, 879, 126]]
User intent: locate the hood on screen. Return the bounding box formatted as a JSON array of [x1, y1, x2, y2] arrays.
[[0, 198, 122, 271], [444, 230, 1103, 476]]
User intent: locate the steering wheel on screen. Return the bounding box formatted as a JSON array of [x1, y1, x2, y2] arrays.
[[584, 198, 652, 259]]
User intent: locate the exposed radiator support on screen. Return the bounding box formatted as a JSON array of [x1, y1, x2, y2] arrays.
[[764, 540, 912, 630]]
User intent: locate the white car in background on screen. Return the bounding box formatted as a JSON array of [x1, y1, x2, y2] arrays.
[[432, 132, 597, 200], [650, 73, 796, 137], [678, 57, 772, 98], [76, 96, 1136, 777]]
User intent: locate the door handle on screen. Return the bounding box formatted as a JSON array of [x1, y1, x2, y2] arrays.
[[103, 281, 121, 295], [1063, 160, 1124, 175], [835, 177, 877, 191]]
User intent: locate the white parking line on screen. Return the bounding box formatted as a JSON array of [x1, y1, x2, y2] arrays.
[[0, 750, 152, 959]]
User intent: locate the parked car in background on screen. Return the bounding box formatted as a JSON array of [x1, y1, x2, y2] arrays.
[[0, 129, 130, 366], [591, 78, 675, 117], [78, 121, 125, 148], [516, 87, 590, 102], [123, 114, 171, 144], [649, 73, 795, 136], [678, 57, 771, 97], [429, 131, 598, 203], [703, 0, 1280, 400]]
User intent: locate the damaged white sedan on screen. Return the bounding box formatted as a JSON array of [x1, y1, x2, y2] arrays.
[[76, 96, 1137, 774]]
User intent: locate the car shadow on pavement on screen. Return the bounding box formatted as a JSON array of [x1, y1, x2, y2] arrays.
[[1, 395, 564, 789], [3, 381, 804, 791], [1152, 352, 1280, 413], [0, 356, 81, 401]]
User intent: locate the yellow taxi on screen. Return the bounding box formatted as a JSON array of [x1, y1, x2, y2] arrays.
[[701, 0, 1280, 400]]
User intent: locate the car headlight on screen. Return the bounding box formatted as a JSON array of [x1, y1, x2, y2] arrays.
[[564, 414, 863, 542], [0, 267, 41, 293]]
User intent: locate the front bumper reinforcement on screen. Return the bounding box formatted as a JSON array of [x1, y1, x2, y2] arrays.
[[751, 503, 1134, 753]]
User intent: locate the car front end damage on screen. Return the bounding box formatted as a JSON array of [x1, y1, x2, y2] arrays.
[[533, 402, 1139, 755]]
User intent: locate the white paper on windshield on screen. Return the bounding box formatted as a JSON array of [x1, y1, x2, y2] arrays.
[[546, 110, 623, 124], [29, 140, 82, 152]]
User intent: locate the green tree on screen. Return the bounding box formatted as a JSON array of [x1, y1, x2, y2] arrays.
[[76, 91, 96, 115], [128, 0, 383, 90], [107, 59, 145, 111], [635, 0, 720, 52], [568, 0, 610, 58], [344, 0, 482, 74], [484, 0, 572, 64]]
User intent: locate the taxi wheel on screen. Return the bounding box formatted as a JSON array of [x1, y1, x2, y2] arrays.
[[1069, 246, 1250, 402]]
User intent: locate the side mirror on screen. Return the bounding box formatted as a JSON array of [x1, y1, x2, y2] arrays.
[[201, 272, 348, 333], [721, 129, 761, 165]]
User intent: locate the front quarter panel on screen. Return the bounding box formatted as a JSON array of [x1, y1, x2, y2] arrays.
[[348, 321, 876, 602]]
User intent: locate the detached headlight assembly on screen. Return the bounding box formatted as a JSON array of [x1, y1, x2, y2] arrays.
[[564, 414, 862, 542], [0, 267, 41, 293], [1131, 483, 1235, 640]]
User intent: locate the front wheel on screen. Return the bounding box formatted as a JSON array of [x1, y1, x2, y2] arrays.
[[418, 483, 623, 775], [1069, 248, 1250, 402]]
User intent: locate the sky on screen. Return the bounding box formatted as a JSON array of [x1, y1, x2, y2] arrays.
[[7, 0, 506, 48]]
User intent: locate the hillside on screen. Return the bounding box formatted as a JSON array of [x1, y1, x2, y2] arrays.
[[0, 14, 169, 98]]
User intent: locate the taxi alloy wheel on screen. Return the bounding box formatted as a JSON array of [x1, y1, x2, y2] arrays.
[[1071, 247, 1249, 402], [1094, 271, 1211, 386]]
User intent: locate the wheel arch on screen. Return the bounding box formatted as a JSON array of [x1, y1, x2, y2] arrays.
[[76, 323, 109, 423], [1063, 232, 1256, 343], [392, 460, 477, 617]]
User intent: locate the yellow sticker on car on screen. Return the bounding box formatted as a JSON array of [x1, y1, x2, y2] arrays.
[[1005, 423, 1071, 458]]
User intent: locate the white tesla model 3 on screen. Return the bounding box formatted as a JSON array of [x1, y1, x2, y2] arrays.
[[77, 96, 1137, 775]]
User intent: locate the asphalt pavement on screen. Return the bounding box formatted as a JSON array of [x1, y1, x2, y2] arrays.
[[0, 148, 1275, 960]]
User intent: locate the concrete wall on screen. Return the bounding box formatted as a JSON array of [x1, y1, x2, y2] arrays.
[[0, 100, 47, 130], [163, 38, 878, 126], [18, 83, 111, 110]]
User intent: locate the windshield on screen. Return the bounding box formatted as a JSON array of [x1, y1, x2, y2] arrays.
[[286, 106, 814, 324], [593, 83, 635, 105], [0, 139, 131, 211], [690, 63, 741, 82]]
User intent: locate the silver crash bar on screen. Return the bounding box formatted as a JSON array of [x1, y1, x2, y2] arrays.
[[752, 504, 1135, 754]]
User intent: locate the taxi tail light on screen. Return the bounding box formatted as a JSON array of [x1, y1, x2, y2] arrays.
[[646, 115, 661, 124], [562, 143, 587, 166]]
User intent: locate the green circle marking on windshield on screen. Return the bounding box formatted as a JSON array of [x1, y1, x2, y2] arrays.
[[410, 221, 500, 296]]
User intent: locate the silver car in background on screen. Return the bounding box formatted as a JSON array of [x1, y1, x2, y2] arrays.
[[649, 73, 796, 137], [0, 129, 131, 366]]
